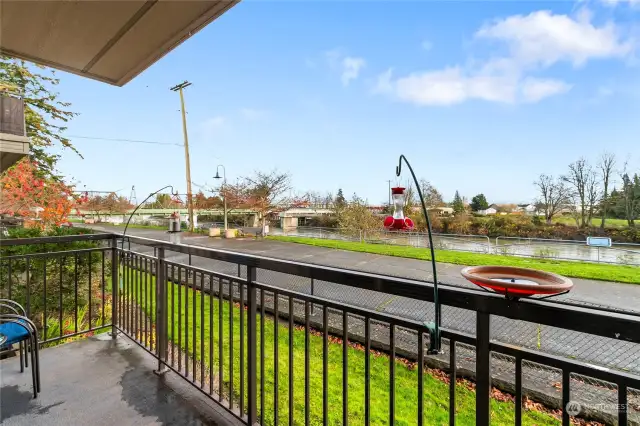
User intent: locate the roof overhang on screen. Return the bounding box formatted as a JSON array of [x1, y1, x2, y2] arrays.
[[0, 0, 239, 86]]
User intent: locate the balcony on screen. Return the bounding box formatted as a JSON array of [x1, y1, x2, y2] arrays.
[[1, 333, 241, 426], [1, 233, 640, 426], [0, 93, 30, 172]]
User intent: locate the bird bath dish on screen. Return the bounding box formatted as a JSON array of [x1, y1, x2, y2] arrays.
[[460, 266, 573, 298]]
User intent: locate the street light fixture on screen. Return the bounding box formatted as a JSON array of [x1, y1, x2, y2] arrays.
[[213, 165, 227, 231]]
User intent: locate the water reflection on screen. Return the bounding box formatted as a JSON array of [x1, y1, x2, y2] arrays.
[[271, 227, 640, 266]]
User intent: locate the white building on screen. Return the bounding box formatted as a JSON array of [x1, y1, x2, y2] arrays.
[[513, 204, 540, 215], [477, 204, 498, 216], [429, 207, 454, 216]]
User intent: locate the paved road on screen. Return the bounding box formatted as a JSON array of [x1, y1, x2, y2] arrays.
[[94, 225, 640, 312], [91, 225, 640, 373]]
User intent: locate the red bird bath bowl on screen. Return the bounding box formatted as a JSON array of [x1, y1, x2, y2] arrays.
[[461, 266, 573, 298]]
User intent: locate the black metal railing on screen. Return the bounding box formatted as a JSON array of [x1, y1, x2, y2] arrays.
[[2, 233, 640, 425], [0, 234, 115, 345]]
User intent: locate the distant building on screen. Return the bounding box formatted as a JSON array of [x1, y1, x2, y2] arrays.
[[428, 207, 454, 216], [513, 204, 540, 215], [279, 207, 334, 228], [477, 204, 498, 216]]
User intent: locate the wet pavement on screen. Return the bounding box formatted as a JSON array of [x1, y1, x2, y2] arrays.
[[0, 334, 241, 426]]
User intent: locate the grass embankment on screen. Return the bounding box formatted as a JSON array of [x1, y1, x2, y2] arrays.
[[126, 270, 558, 425], [551, 216, 630, 229], [267, 236, 640, 285]]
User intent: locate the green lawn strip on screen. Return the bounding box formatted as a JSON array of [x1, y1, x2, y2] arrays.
[[124, 269, 558, 425], [551, 216, 630, 228], [268, 236, 640, 285]]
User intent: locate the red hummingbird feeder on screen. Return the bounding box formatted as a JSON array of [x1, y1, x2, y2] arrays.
[[383, 187, 415, 231]]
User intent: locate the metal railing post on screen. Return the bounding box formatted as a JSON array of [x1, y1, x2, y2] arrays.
[[110, 236, 119, 338], [247, 265, 258, 424], [476, 311, 491, 425], [310, 277, 315, 315], [155, 247, 169, 374]]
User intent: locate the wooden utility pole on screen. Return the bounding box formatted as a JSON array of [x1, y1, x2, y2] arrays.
[[170, 81, 194, 232]]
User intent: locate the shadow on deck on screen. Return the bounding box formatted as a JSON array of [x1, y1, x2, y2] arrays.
[[0, 334, 241, 426]]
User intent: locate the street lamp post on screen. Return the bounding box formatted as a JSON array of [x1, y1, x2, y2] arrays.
[[213, 165, 227, 231]]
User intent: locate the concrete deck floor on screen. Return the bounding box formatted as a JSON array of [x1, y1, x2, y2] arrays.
[[0, 334, 242, 426]]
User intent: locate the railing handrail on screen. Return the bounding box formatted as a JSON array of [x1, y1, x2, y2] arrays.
[[497, 235, 640, 248], [0, 232, 114, 246], [4, 231, 640, 344], [117, 234, 640, 345]]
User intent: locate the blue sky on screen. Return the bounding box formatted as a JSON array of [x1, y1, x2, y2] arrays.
[[54, 0, 640, 205]]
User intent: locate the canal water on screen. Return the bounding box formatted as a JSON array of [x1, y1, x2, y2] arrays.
[[271, 227, 640, 266]]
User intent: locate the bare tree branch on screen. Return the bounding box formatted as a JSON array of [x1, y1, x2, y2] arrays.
[[240, 169, 292, 230], [597, 152, 616, 229], [562, 158, 600, 228], [534, 174, 570, 224]]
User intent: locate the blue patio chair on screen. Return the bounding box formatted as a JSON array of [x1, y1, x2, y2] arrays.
[[0, 299, 41, 398]]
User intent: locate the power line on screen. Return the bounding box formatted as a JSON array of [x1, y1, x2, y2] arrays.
[[65, 135, 183, 147]]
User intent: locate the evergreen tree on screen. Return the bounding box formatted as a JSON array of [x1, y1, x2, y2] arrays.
[[335, 188, 346, 208], [470, 193, 489, 212], [452, 190, 465, 214]]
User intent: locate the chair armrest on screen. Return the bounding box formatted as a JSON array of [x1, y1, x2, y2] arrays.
[[0, 313, 38, 336], [0, 299, 27, 316], [0, 303, 22, 315]]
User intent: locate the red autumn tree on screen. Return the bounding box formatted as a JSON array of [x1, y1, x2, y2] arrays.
[[0, 158, 77, 228], [193, 191, 221, 209]]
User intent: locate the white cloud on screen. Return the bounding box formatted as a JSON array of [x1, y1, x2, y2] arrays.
[[341, 56, 366, 86], [475, 10, 634, 68], [602, 0, 640, 7], [520, 78, 572, 103], [375, 9, 632, 106], [375, 68, 568, 106], [374, 68, 510, 105], [326, 49, 366, 86], [240, 108, 267, 120]]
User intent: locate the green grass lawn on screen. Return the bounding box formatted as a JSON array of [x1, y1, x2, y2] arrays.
[[267, 236, 640, 285], [551, 216, 630, 228], [125, 270, 559, 425]]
